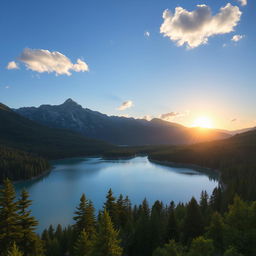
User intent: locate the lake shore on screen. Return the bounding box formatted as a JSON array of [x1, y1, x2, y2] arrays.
[[149, 158, 227, 190]]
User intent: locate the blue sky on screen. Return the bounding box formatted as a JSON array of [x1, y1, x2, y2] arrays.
[[0, 0, 255, 130]]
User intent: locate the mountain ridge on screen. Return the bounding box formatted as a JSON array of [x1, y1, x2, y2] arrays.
[[0, 102, 111, 159], [15, 99, 230, 146]]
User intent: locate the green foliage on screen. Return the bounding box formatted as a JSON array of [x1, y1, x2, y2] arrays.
[[73, 194, 96, 237], [187, 236, 214, 256], [17, 189, 42, 256], [183, 197, 204, 244], [92, 210, 122, 256], [0, 180, 42, 256], [224, 247, 244, 256], [104, 189, 118, 226], [206, 212, 225, 252], [153, 240, 184, 256], [0, 179, 22, 254], [7, 243, 23, 256], [73, 230, 92, 256], [224, 196, 256, 255]]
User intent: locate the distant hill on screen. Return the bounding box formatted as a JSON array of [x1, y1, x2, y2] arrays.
[[148, 129, 256, 200], [15, 99, 230, 146], [0, 103, 111, 159]]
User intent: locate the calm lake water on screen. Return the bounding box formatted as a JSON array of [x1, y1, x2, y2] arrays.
[[14, 157, 218, 232]]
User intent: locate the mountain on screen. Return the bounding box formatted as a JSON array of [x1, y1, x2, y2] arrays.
[[0, 103, 111, 159], [15, 99, 230, 146], [216, 126, 256, 136]]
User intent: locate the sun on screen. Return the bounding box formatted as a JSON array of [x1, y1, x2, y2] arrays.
[[192, 116, 213, 129]]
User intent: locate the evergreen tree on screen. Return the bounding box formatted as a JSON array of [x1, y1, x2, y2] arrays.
[[7, 243, 23, 256], [92, 210, 122, 256], [0, 179, 21, 254], [150, 200, 165, 252], [224, 196, 254, 256], [73, 194, 96, 237], [210, 187, 222, 212], [133, 198, 151, 256], [17, 189, 40, 256], [73, 230, 92, 256], [206, 212, 225, 253], [104, 189, 117, 226], [74, 194, 88, 233], [165, 201, 179, 242], [183, 197, 204, 244]]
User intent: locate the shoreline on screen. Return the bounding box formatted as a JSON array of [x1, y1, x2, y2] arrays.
[[149, 158, 226, 190], [11, 168, 52, 185], [7, 154, 226, 191]]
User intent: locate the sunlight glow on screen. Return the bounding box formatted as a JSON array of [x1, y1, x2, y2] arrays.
[[192, 116, 213, 129]]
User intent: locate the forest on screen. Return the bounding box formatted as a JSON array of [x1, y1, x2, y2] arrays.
[[0, 179, 255, 256], [0, 146, 50, 183]]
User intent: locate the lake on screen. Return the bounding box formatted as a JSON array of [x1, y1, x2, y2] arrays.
[[14, 156, 218, 232]]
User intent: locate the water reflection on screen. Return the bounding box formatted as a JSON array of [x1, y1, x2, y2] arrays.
[[15, 156, 218, 232]]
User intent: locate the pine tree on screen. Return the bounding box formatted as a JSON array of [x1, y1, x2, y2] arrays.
[[17, 189, 40, 256], [92, 210, 122, 256], [74, 194, 88, 234], [73, 194, 96, 237], [7, 243, 23, 256], [210, 187, 222, 212], [0, 179, 21, 254], [166, 201, 179, 242], [104, 189, 117, 226], [133, 198, 151, 256], [150, 200, 165, 252], [183, 197, 204, 244], [73, 230, 92, 256], [85, 201, 96, 237]]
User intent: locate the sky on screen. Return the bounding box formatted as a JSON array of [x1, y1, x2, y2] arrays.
[[0, 0, 255, 130]]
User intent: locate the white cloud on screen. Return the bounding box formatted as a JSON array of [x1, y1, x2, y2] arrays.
[[19, 48, 89, 76], [6, 61, 19, 70], [232, 34, 244, 42], [118, 100, 133, 111], [144, 31, 150, 37], [238, 0, 247, 6], [160, 112, 180, 121], [160, 3, 242, 49]]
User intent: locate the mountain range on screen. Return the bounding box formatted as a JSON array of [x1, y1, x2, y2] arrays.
[[15, 99, 230, 146], [0, 103, 111, 159]]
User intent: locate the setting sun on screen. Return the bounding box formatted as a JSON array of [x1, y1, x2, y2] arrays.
[[192, 116, 213, 129]]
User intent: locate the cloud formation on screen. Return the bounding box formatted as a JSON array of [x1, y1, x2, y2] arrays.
[[19, 48, 89, 76], [160, 3, 242, 48], [160, 112, 180, 121], [6, 61, 19, 70], [232, 34, 244, 42], [238, 0, 247, 6], [144, 31, 150, 37], [118, 100, 133, 111]]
